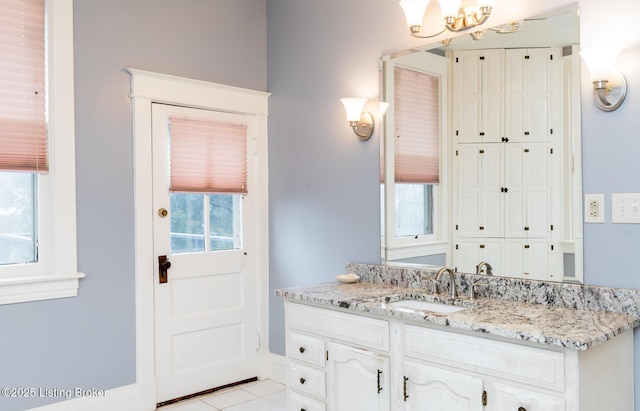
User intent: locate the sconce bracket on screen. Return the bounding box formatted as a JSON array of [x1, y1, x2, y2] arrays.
[[353, 112, 374, 141], [593, 71, 627, 112]]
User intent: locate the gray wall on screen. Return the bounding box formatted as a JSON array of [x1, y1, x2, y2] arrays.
[[267, 0, 640, 408], [0, 1, 266, 410]]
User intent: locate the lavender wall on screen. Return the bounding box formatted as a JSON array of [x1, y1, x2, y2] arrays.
[[0, 1, 266, 410], [266, 0, 640, 408]]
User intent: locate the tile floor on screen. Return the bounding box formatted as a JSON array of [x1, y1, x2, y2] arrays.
[[158, 380, 287, 411]]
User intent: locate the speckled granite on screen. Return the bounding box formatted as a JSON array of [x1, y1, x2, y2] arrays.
[[276, 264, 640, 351], [347, 262, 640, 316]]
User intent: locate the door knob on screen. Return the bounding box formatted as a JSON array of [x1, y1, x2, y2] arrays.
[[158, 255, 171, 284]]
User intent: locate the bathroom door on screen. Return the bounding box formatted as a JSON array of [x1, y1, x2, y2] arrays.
[[151, 103, 260, 403]]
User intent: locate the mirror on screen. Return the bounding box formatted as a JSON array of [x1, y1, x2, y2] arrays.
[[380, 5, 582, 283]]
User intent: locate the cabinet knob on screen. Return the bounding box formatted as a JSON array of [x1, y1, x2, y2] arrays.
[[299, 346, 306, 354], [518, 407, 527, 411], [299, 377, 306, 385], [300, 409, 306, 411]]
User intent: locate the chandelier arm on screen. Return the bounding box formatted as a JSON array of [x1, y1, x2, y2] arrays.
[[410, 26, 447, 39]]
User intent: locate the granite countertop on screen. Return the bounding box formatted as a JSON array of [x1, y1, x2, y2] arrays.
[[276, 280, 640, 351]]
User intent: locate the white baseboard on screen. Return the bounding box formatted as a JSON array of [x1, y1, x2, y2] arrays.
[[264, 352, 286, 385], [28, 378, 156, 411]]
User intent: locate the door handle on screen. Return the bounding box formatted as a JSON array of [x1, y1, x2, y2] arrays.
[[158, 255, 171, 284]]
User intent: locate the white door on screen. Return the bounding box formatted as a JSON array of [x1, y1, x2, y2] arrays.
[[152, 103, 260, 402], [326, 342, 390, 411]]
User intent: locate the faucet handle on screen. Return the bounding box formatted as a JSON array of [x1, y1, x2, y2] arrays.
[[421, 275, 439, 294], [467, 278, 489, 299]]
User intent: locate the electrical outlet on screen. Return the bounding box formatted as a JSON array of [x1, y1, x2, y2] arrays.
[[612, 193, 640, 223], [584, 194, 605, 223]]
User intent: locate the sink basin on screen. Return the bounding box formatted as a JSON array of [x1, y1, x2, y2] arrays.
[[387, 299, 467, 314]]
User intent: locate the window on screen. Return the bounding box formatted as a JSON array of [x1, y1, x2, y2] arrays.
[[0, 0, 81, 304], [381, 52, 449, 260], [168, 115, 247, 255]]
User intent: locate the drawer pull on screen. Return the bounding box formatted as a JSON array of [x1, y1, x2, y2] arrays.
[[299, 346, 306, 353], [377, 370, 383, 393], [299, 377, 306, 385], [403, 376, 409, 401], [518, 408, 527, 411]]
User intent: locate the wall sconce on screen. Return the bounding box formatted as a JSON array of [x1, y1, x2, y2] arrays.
[[580, 46, 627, 112], [399, 0, 495, 39], [341, 98, 374, 141]]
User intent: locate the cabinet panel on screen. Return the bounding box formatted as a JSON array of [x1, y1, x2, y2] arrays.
[[453, 50, 504, 143], [488, 382, 565, 411], [288, 361, 326, 400], [326, 342, 389, 411], [403, 361, 484, 411], [287, 302, 389, 351], [286, 331, 326, 368], [404, 325, 565, 391], [454, 239, 503, 276], [504, 239, 550, 280]]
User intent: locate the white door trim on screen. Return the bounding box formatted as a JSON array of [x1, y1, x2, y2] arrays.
[[127, 69, 270, 408]]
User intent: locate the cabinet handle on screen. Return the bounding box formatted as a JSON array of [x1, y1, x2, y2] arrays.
[[299, 377, 305, 385], [403, 376, 409, 401], [301, 409, 306, 411], [518, 408, 527, 411], [377, 370, 383, 393], [299, 346, 305, 354]]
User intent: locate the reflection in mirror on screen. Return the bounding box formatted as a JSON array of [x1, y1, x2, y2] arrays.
[[380, 5, 582, 283]]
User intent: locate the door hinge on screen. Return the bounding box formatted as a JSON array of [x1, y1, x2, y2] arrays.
[[482, 390, 488, 406], [456, 57, 459, 63], [551, 244, 555, 251], [455, 224, 459, 230], [550, 148, 554, 154], [455, 244, 459, 250], [456, 150, 459, 156], [550, 224, 554, 231], [326, 350, 329, 361]]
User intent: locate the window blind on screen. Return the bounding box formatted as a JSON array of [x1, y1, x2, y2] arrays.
[[169, 116, 248, 194], [0, 0, 47, 173], [394, 66, 440, 184]]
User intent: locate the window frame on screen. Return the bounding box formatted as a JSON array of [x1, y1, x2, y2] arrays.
[[381, 53, 450, 261], [0, 0, 83, 304]]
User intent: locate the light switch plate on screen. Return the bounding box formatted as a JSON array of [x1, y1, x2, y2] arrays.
[[584, 194, 605, 223], [612, 193, 640, 223]]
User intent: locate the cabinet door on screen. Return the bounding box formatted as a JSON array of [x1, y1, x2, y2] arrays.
[[505, 49, 550, 143], [326, 342, 390, 411], [454, 239, 503, 276], [403, 361, 484, 411], [488, 382, 564, 411], [504, 239, 550, 280], [453, 51, 481, 144], [456, 145, 503, 237], [504, 143, 551, 238], [453, 50, 504, 143]]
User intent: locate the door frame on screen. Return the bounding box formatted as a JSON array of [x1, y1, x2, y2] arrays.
[[127, 69, 270, 407]]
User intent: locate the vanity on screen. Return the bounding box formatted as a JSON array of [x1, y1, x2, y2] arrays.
[[276, 264, 640, 411]]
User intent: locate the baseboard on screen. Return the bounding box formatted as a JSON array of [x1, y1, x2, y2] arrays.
[[28, 378, 156, 411], [264, 352, 287, 385]]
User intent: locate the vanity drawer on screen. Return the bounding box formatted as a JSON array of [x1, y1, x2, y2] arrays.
[[287, 331, 326, 367], [286, 302, 389, 351], [288, 361, 326, 400], [403, 325, 565, 392], [288, 390, 326, 411]]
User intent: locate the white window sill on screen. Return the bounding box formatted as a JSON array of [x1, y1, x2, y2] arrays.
[[0, 272, 85, 305], [384, 240, 449, 261]]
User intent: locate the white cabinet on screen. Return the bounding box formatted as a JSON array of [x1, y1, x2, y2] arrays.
[[284, 301, 634, 411], [326, 342, 390, 411], [452, 47, 559, 279], [284, 302, 390, 411]]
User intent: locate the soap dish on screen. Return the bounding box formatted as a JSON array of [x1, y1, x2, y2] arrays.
[[336, 273, 360, 283]]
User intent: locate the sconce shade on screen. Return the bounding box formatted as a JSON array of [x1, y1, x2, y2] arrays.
[[580, 46, 627, 112], [379, 102, 390, 116], [438, 0, 462, 19], [399, 0, 430, 28], [580, 46, 621, 82], [341, 98, 367, 123]]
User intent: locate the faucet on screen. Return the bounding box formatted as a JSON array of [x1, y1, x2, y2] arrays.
[[436, 267, 457, 298], [475, 261, 493, 276]]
